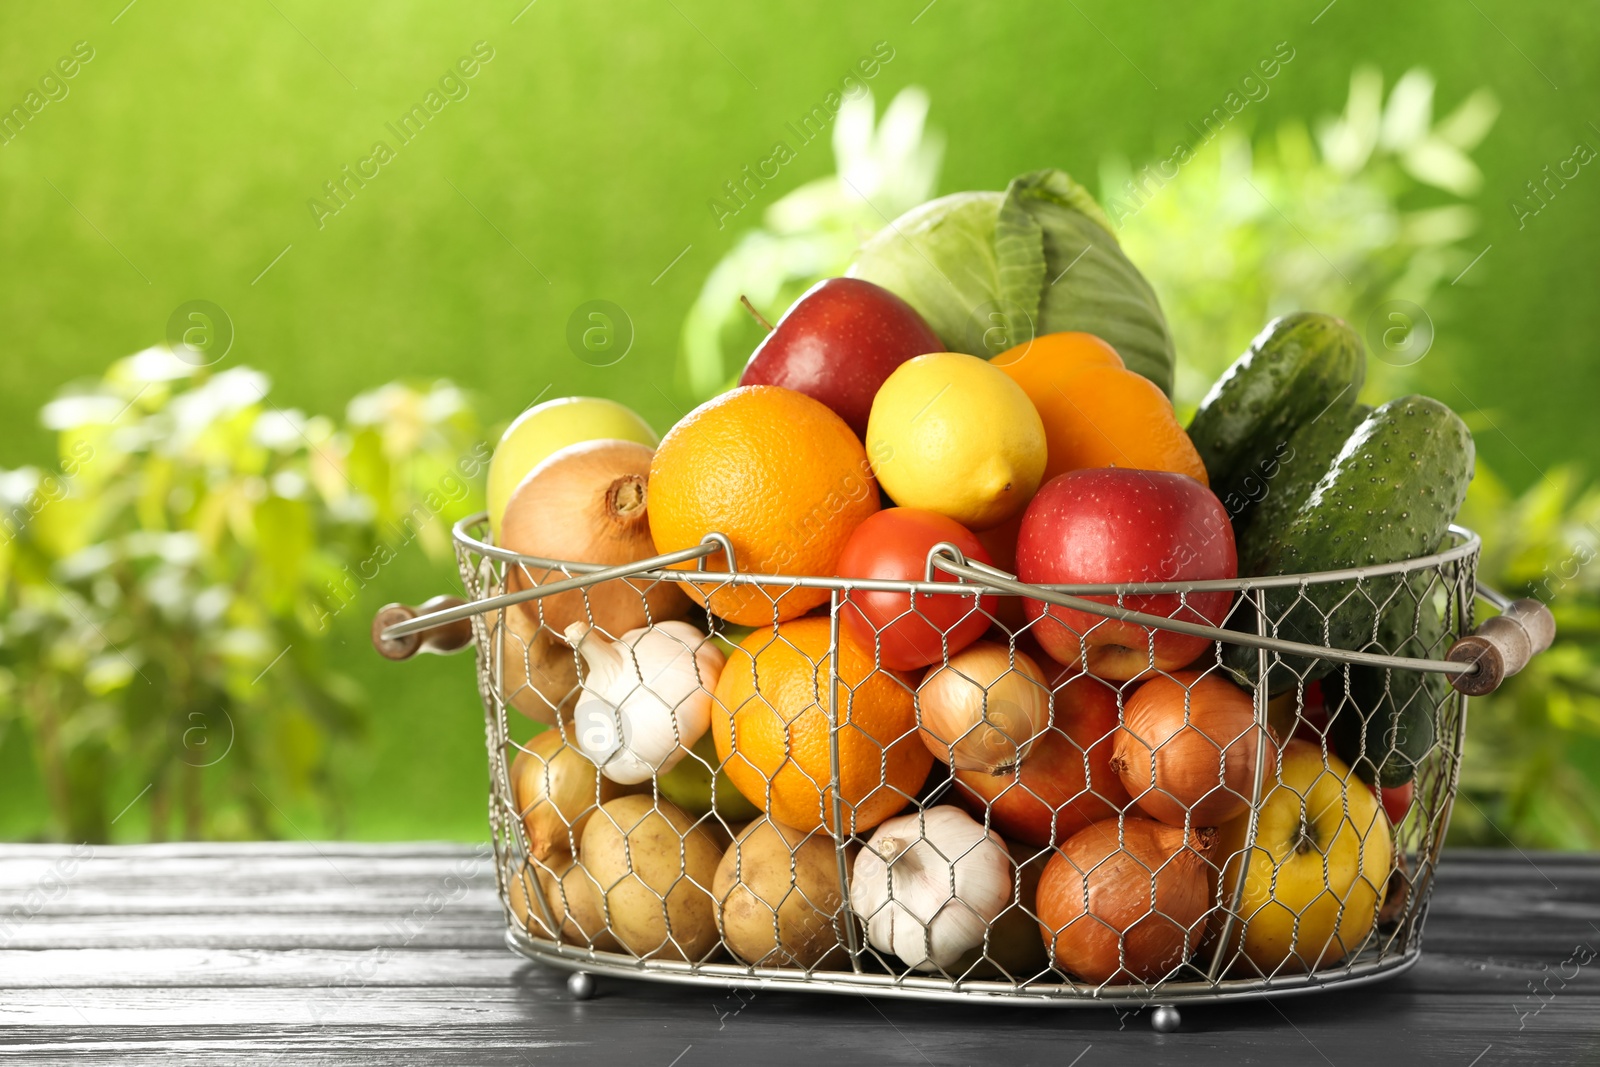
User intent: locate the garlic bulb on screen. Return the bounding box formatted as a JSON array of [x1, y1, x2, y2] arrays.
[[849, 805, 1011, 972], [566, 620, 726, 785]]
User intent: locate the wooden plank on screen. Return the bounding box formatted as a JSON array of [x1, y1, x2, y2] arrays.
[[0, 847, 498, 900], [0, 842, 488, 861], [0, 914, 507, 952], [0, 982, 1595, 1065], [0, 947, 525, 988], [4, 938, 1599, 997], [0, 842, 504, 953], [1, 845, 1597, 1066]]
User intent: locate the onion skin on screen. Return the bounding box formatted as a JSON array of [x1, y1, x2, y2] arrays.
[[1037, 817, 1216, 984], [917, 642, 1050, 773], [952, 672, 1129, 846], [1111, 671, 1266, 827], [501, 439, 690, 638], [510, 729, 623, 860], [496, 603, 578, 725]]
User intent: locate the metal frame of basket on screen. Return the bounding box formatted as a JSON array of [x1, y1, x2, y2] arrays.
[[374, 514, 1553, 1026]]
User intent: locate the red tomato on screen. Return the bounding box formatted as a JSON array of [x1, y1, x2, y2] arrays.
[[1371, 780, 1415, 825], [837, 508, 997, 670]]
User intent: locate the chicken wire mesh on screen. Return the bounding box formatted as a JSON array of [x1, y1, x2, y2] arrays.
[[451, 516, 1481, 1006]]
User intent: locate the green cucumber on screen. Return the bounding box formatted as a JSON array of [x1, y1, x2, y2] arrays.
[[1326, 579, 1448, 786], [1226, 395, 1474, 690], [1189, 312, 1366, 527], [1235, 402, 1372, 575]]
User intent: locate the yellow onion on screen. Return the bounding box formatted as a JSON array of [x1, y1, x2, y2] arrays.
[[917, 642, 1050, 774], [495, 603, 578, 725], [509, 729, 622, 860], [1037, 816, 1215, 984], [500, 439, 689, 639], [1111, 671, 1266, 827]]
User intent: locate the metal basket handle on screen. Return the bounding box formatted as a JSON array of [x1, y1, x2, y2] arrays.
[[929, 554, 1554, 696], [371, 539, 1555, 695], [1444, 596, 1556, 695], [368, 539, 726, 659], [371, 595, 474, 660]]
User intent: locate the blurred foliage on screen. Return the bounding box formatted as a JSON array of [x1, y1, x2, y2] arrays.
[[1455, 469, 1600, 848], [0, 349, 484, 842], [678, 87, 943, 399], [1108, 66, 1500, 409]]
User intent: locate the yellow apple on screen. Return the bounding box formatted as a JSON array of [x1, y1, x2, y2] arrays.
[[486, 397, 657, 538], [1217, 739, 1393, 974]]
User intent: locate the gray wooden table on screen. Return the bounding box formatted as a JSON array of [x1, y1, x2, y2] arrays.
[[2, 844, 1596, 1065]]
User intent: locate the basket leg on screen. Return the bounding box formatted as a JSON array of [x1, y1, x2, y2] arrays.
[[567, 971, 596, 1000], [1150, 1005, 1181, 1033]]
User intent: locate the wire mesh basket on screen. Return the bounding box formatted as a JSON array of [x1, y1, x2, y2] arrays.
[[374, 514, 1552, 1025]]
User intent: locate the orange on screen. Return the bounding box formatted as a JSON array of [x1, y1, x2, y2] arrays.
[[994, 332, 1208, 486], [712, 618, 931, 834], [996, 330, 1125, 377], [649, 386, 879, 626]]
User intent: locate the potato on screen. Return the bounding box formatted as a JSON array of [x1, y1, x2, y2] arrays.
[[507, 856, 618, 952], [496, 605, 577, 724], [580, 795, 727, 961], [714, 816, 850, 968]]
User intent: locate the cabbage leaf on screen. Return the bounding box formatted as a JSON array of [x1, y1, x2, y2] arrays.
[[849, 168, 1175, 395]]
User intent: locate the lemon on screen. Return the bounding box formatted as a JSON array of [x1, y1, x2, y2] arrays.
[[866, 352, 1046, 530]]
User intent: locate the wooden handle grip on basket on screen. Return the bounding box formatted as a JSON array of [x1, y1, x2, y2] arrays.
[[1445, 598, 1556, 696], [371, 595, 474, 661]]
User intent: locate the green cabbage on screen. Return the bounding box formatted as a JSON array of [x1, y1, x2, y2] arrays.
[[848, 168, 1175, 395]]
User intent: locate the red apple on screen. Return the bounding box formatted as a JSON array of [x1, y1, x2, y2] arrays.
[[953, 674, 1130, 847], [1017, 468, 1236, 681], [739, 277, 943, 438]]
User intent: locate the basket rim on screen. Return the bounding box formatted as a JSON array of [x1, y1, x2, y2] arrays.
[[452, 511, 1480, 596], [502, 925, 1424, 1007]]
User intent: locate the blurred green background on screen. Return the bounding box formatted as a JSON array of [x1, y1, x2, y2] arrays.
[[1, 0, 1596, 844]]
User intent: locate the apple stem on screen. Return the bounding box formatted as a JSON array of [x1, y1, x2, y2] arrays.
[[739, 295, 774, 333]]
